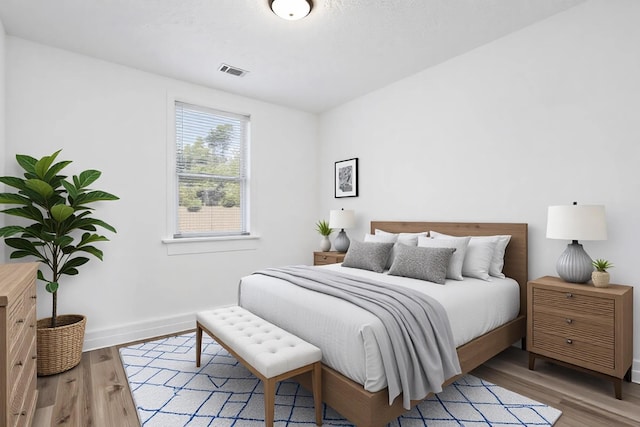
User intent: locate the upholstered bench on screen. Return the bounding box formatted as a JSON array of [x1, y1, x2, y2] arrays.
[[196, 306, 323, 426]]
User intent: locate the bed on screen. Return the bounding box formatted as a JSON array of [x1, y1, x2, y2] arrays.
[[239, 221, 528, 427]]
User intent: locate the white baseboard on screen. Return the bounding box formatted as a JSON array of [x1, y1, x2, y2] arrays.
[[633, 358, 640, 384], [82, 312, 196, 352]]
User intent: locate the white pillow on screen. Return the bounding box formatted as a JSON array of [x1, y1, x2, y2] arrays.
[[431, 231, 511, 278], [461, 237, 498, 280], [364, 233, 398, 268], [375, 229, 427, 246], [489, 235, 511, 278], [417, 235, 470, 281]]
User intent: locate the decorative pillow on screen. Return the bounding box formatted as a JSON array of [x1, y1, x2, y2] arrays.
[[486, 235, 511, 278], [342, 240, 395, 273], [431, 231, 511, 278], [418, 235, 470, 281], [374, 229, 428, 246], [388, 245, 456, 285], [364, 233, 398, 269], [461, 237, 497, 280]]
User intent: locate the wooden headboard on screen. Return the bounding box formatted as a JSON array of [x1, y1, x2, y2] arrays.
[[371, 221, 529, 316]]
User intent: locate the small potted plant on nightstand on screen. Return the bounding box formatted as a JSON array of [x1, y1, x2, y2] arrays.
[[592, 259, 613, 288], [315, 219, 333, 252]]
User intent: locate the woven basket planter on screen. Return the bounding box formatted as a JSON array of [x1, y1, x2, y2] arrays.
[[37, 314, 87, 376]]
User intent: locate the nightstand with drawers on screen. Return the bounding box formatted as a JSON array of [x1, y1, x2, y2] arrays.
[[527, 276, 633, 399], [313, 251, 345, 266]]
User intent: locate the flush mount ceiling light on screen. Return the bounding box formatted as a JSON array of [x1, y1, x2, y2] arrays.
[[270, 0, 313, 21]]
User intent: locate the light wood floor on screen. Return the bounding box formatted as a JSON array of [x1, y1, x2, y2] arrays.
[[32, 342, 639, 427]]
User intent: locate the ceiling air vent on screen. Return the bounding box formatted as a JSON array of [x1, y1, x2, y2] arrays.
[[218, 63, 249, 77]]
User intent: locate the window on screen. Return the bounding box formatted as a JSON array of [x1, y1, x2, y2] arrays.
[[174, 101, 249, 238]]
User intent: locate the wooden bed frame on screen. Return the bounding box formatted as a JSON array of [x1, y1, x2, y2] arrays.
[[294, 221, 528, 427]]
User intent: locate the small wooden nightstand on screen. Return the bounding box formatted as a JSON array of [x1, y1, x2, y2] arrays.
[[527, 276, 633, 399], [313, 251, 346, 266]]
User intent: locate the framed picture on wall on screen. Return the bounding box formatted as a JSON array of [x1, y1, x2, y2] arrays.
[[335, 158, 358, 198]]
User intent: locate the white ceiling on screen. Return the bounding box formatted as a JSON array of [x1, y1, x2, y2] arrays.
[[0, 0, 584, 113]]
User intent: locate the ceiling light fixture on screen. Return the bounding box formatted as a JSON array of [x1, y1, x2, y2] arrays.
[[270, 0, 313, 21]]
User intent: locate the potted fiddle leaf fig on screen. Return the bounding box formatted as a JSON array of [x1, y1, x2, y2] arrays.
[[0, 150, 119, 375]]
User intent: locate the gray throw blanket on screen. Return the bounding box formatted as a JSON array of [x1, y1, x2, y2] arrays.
[[253, 265, 461, 409]]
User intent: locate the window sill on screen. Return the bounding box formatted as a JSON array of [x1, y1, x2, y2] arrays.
[[162, 234, 260, 255]]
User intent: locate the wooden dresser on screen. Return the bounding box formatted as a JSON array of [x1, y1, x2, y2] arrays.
[[313, 251, 346, 266], [527, 276, 633, 399], [1, 262, 39, 427]]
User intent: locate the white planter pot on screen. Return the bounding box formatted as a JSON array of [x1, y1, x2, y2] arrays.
[[320, 236, 331, 251]]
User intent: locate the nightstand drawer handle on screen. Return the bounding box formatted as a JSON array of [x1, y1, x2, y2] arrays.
[[322, 256, 328, 260], [16, 318, 25, 324], [566, 339, 573, 344], [566, 318, 573, 324], [565, 293, 573, 298]]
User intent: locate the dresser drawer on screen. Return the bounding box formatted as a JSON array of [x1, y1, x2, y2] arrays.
[[533, 287, 614, 317], [10, 328, 37, 401], [314, 252, 345, 265], [532, 310, 613, 348], [533, 330, 614, 370], [9, 351, 37, 427]]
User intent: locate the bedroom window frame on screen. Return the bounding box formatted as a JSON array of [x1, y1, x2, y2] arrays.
[[164, 98, 255, 253]]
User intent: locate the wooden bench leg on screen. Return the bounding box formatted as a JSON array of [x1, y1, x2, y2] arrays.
[[264, 377, 276, 427], [195, 323, 203, 367], [312, 362, 322, 426]]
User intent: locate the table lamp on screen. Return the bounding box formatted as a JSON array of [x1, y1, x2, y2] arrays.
[[329, 209, 355, 253], [546, 202, 607, 283]]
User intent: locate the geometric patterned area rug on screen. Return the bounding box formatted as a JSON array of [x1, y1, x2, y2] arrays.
[[120, 332, 562, 427]]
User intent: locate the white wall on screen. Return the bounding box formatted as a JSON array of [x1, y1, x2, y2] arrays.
[[5, 37, 319, 349], [319, 0, 640, 380]]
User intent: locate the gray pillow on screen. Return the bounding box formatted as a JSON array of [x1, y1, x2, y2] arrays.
[[342, 240, 395, 273], [388, 245, 456, 284]]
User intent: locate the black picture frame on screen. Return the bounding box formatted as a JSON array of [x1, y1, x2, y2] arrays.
[[334, 158, 358, 198]]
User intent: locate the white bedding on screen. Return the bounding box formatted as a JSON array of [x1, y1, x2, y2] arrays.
[[238, 263, 519, 393]]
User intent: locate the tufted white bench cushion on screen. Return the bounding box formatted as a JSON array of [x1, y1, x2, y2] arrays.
[[196, 305, 322, 426], [197, 305, 321, 378]]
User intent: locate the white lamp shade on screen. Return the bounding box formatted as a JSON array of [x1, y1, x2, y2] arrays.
[[546, 205, 607, 241], [329, 209, 355, 229], [270, 0, 312, 20]]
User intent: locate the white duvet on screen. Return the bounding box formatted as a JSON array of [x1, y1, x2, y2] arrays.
[[238, 263, 519, 392]]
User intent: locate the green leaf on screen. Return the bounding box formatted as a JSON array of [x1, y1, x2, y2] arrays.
[[76, 170, 101, 189], [0, 193, 31, 205], [25, 179, 54, 198], [61, 180, 79, 200], [1, 206, 45, 223], [5, 238, 45, 260], [45, 281, 59, 293], [0, 176, 28, 191], [62, 267, 79, 276], [79, 232, 109, 246], [50, 204, 75, 222], [53, 235, 74, 248], [60, 257, 90, 275], [16, 154, 37, 174], [75, 245, 104, 260], [10, 250, 36, 259], [72, 217, 116, 233], [43, 160, 72, 183], [74, 190, 120, 205], [0, 225, 25, 237], [34, 151, 61, 179], [37, 270, 46, 281]]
